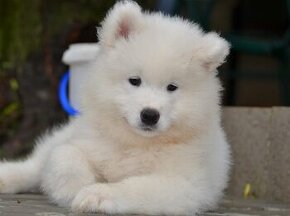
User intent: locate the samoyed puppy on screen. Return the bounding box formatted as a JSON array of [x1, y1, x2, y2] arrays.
[[0, 1, 231, 215]]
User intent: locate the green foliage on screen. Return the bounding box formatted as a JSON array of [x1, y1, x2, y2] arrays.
[[0, 102, 20, 118], [0, 0, 153, 72], [9, 78, 19, 91], [0, 0, 42, 71]]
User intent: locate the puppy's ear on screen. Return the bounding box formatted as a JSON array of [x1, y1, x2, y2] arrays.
[[98, 1, 144, 48], [198, 32, 230, 72]]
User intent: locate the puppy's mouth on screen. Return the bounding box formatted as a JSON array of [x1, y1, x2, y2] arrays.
[[140, 125, 157, 132], [133, 123, 159, 137]]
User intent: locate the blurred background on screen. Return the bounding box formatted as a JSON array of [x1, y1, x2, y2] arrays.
[[0, 0, 289, 158]]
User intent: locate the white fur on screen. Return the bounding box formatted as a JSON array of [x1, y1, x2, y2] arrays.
[[0, 1, 231, 215]]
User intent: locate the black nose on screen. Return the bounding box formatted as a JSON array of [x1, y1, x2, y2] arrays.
[[140, 108, 160, 126]]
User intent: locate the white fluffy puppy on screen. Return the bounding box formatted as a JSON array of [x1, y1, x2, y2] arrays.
[[0, 1, 231, 215]]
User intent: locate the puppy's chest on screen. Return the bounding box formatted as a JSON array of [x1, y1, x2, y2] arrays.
[[97, 148, 157, 182]]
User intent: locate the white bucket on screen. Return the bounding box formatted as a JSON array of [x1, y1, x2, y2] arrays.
[[62, 43, 100, 112]]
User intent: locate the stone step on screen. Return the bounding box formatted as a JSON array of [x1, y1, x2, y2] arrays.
[[0, 194, 290, 216], [222, 107, 290, 202]]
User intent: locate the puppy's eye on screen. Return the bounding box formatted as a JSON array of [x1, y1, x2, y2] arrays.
[[128, 77, 141, 87], [167, 83, 178, 92]]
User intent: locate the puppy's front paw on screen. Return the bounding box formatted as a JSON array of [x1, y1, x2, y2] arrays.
[[71, 184, 117, 213]]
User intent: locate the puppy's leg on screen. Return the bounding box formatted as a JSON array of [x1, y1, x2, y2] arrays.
[[41, 145, 96, 207], [72, 175, 209, 215]]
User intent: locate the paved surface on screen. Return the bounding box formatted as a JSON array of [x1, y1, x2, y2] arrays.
[[222, 107, 290, 202], [0, 194, 290, 216]]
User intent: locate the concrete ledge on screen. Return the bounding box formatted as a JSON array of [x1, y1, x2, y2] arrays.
[[222, 107, 290, 202], [0, 194, 290, 216]]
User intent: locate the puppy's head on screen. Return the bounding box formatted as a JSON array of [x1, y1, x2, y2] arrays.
[[83, 1, 230, 144]]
